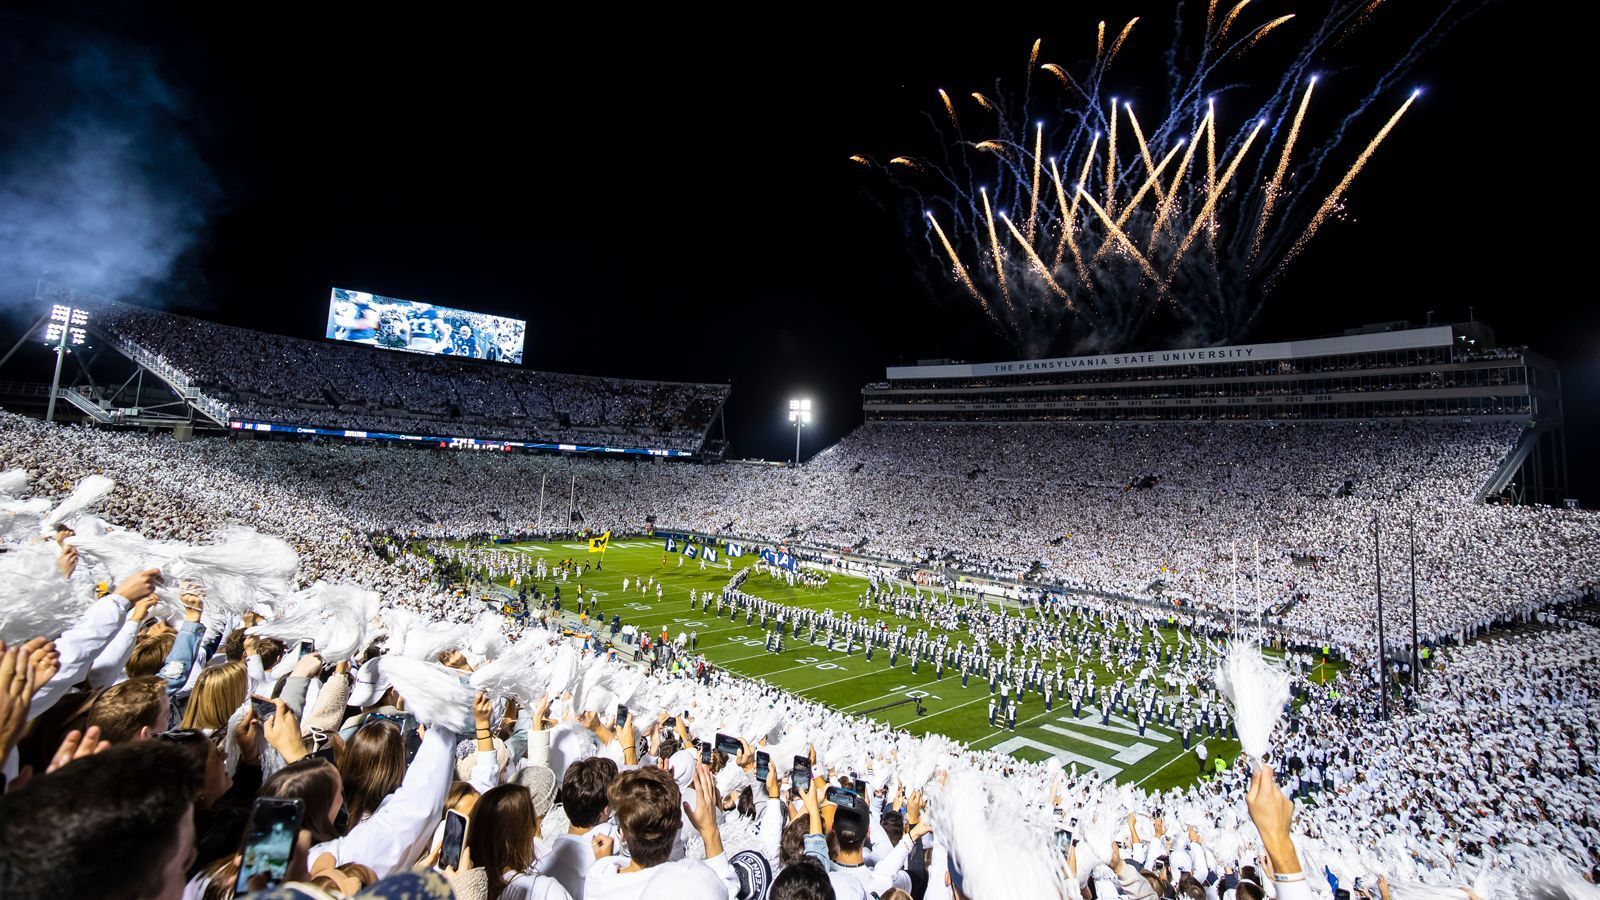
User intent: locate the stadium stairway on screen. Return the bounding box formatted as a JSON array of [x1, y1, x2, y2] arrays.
[[1474, 419, 1551, 503]]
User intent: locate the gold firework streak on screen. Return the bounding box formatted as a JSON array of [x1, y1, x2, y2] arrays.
[[938, 89, 959, 128], [1108, 17, 1139, 65], [1000, 214, 1072, 303], [1029, 38, 1041, 72], [1253, 76, 1316, 259], [1027, 123, 1043, 244], [849, 155, 872, 166], [1106, 98, 1119, 218], [1289, 90, 1419, 264], [1077, 189, 1165, 287], [1220, 0, 1254, 39], [1124, 103, 1167, 207], [1050, 159, 1092, 287], [1093, 142, 1183, 264], [973, 140, 1010, 159], [1206, 100, 1218, 235], [926, 212, 986, 304], [889, 157, 927, 173], [980, 188, 1011, 303], [971, 92, 994, 111], [1040, 63, 1081, 96], [1069, 132, 1100, 239], [1149, 113, 1207, 250], [1096, 21, 1105, 65], [1168, 118, 1266, 275], [1247, 14, 1296, 51]]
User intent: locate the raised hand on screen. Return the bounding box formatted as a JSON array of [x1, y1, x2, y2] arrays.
[[56, 544, 78, 579], [264, 699, 307, 763], [235, 707, 263, 765], [0, 644, 32, 759], [291, 652, 325, 679], [23, 639, 58, 695], [47, 726, 111, 773], [1246, 765, 1302, 876], [113, 568, 163, 603]]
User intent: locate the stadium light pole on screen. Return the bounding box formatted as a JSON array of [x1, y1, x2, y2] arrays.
[[43, 303, 89, 423], [1373, 511, 1388, 720], [787, 398, 812, 467], [1409, 515, 1419, 695]]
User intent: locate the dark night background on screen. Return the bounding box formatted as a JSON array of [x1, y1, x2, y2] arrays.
[[1, 3, 1592, 501]]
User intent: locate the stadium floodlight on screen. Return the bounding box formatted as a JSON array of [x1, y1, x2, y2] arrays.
[[787, 398, 812, 466], [43, 303, 90, 423]]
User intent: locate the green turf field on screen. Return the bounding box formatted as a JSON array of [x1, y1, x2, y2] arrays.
[[445, 538, 1341, 792]]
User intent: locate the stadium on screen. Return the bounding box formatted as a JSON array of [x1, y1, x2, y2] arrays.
[[0, 5, 1595, 900]]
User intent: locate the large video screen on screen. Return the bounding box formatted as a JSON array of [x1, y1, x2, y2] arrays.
[[324, 288, 526, 364]]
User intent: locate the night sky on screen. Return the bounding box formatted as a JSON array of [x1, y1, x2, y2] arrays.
[[2, 3, 1592, 501]]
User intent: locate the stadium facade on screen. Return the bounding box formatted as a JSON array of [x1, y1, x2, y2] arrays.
[[864, 322, 1568, 505]]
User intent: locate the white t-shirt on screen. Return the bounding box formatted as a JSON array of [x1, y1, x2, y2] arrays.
[[502, 870, 574, 900], [584, 854, 737, 900], [534, 827, 618, 900]]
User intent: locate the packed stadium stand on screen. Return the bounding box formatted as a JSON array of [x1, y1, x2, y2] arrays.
[[862, 322, 1569, 507], [64, 295, 731, 454]]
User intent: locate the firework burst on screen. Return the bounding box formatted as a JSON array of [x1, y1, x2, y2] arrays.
[[857, 1, 1473, 356]]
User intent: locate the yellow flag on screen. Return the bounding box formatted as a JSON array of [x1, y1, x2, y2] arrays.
[[587, 531, 611, 553]]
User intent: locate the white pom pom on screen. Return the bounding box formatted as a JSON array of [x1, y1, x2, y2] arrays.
[[932, 769, 1069, 899], [0, 498, 51, 544], [471, 639, 552, 707], [313, 584, 380, 663], [379, 656, 474, 733], [42, 475, 115, 532], [1214, 640, 1291, 763], [0, 541, 90, 643], [0, 469, 31, 498]]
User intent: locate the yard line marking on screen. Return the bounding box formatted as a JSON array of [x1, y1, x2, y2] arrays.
[[987, 736, 1121, 781], [891, 692, 993, 726], [798, 667, 901, 696], [1039, 724, 1158, 764], [1134, 740, 1208, 788], [964, 706, 1065, 744]]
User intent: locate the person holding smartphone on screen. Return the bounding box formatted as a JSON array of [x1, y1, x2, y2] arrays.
[[234, 797, 306, 895], [532, 756, 619, 899], [305, 684, 469, 879], [465, 783, 572, 900], [587, 764, 738, 898]]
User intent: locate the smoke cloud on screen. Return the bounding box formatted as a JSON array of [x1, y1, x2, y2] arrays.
[[0, 13, 220, 315]]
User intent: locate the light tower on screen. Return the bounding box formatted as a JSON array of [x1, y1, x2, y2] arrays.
[[44, 303, 89, 423], [787, 398, 812, 467]]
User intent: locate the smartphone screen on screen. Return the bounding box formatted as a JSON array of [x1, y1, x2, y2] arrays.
[[664, 716, 676, 730], [297, 639, 315, 659], [438, 810, 468, 871], [615, 705, 630, 728], [755, 751, 770, 783], [715, 733, 741, 756], [370, 713, 422, 763], [700, 743, 713, 765], [825, 786, 858, 807], [854, 778, 867, 797], [250, 696, 276, 723], [791, 756, 812, 793], [235, 797, 304, 894]]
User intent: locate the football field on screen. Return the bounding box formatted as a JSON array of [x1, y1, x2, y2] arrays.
[[460, 538, 1283, 792]]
